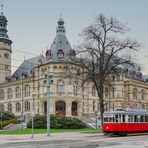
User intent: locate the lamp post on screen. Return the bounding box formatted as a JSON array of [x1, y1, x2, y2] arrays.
[[31, 92, 36, 138], [21, 75, 24, 129], [46, 67, 53, 136], [31, 111, 35, 138]]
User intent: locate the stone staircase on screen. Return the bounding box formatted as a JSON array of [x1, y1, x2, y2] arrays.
[[81, 113, 101, 129], [3, 123, 27, 130]]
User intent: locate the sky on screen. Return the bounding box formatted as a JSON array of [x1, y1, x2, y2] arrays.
[[2, 0, 148, 74]]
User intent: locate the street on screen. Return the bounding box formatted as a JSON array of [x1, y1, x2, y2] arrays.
[[0, 132, 148, 148]]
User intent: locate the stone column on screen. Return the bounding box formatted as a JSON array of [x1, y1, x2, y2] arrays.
[[66, 101, 72, 116], [77, 101, 83, 117]]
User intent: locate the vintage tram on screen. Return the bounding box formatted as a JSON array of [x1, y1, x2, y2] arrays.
[[103, 108, 148, 136]]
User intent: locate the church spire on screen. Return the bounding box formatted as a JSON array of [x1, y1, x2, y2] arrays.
[[1, 0, 3, 15], [56, 16, 66, 36]]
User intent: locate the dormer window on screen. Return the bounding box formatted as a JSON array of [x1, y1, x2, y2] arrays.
[[70, 50, 76, 60], [45, 50, 52, 60], [57, 49, 64, 59]]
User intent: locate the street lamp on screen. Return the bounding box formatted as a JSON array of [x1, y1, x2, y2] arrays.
[[31, 92, 36, 138], [46, 67, 53, 136], [31, 111, 35, 138]]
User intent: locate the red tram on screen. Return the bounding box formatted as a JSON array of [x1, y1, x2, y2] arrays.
[[103, 108, 148, 136]]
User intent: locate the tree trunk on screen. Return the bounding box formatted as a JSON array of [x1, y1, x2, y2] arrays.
[[98, 85, 104, 129]]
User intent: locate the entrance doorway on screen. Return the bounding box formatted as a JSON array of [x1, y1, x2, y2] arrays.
[[55, 101, 66, 116]]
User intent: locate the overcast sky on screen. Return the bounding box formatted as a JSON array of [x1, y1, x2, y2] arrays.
[[3, 0, 148, 74]]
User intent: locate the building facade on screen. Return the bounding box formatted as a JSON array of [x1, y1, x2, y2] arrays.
[[0, 12, 148, 122]]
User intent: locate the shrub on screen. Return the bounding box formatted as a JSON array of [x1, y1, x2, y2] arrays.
[[0, 111, 19, 128], [27, 114, 86, 129], [0, 111, 17, 121], [27, 115, 47, 129]]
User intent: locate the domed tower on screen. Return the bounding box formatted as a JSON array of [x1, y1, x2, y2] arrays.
[[45, 17, 76, 62], [0, 3, 12, 83]]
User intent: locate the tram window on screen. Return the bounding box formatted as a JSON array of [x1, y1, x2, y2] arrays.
[[122, 115, 125, 122], [118, 115, 121, 122], [113, 117, 115, 122], [145, 116, 148, 122], [115, 115, 118, 122], [140, 116, 144, 122], [134, 115, 138, 122], [128, 115, 133, 122], [104, 117, 113, 122]]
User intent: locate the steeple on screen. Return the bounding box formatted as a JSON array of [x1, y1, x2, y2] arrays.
[[1, 0, 3, 15], [56, 17, 66, 36], [0, 1, 12, 83], [0, 1, 12, 44]]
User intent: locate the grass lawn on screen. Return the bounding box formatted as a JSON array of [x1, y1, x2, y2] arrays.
[[0, 128, 102, 134]]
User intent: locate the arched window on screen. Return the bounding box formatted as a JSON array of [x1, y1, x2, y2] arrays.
[[141, 90, 145, 100], [16, 102, 21, 112], [133, 88, 138, 99], [0, 89, 5, 100], [15, 87, 21, 98], [57, 49, 64, 59], [92, 85, 96, 96], [0, 104, 4, 111], [71, 101, 77, 116], [73, 82, 78, 95], [24, 85, 30, 97], [8, 103, 12, 112], [7, 88, 13, 99], [24, 101, 30, 111], [105, 88, 109, 98], [57, 80, 64, 93], [55, 101, 66, 116]]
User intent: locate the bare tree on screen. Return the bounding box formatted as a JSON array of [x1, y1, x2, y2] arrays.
[[78, 14, 140, 127]]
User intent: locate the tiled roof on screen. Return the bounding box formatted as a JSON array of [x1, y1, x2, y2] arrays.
[[12, 55, 46, 79]]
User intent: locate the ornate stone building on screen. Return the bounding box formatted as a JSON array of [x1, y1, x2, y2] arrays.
[[0, 11, 148, 122]]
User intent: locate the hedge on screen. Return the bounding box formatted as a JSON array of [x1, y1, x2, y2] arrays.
[[27, 114, 86, 129]]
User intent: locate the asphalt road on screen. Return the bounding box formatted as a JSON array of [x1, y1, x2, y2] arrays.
[[0, 133, 148, 148]]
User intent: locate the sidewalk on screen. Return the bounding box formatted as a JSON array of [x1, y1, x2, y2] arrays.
[[0, 132, 101, 144]]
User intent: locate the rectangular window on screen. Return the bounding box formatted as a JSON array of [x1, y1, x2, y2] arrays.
[[128, 115, 133, 122], [145, 116, 148, 122], [122, 115, 125, 122]]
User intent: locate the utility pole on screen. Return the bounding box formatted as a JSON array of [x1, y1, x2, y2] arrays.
[[46, 67, 53, 136]]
